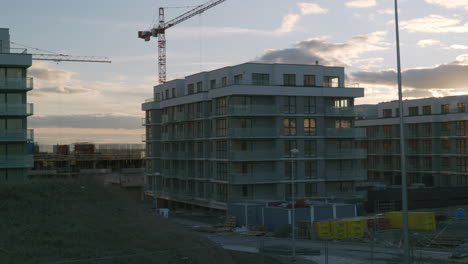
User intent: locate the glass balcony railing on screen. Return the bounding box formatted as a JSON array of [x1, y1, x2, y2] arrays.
[[0, 103, 34, 116], [229, 173, 278, 184], [228, 105, 279, 116], [325, 107, 357, 116], [325, 148, 367, 159], [230, 128, 277, 138], [0, 154, 34, 168], [325, 128, 366, 138], [0, 77, 33, 91], [0, 129, 33, 142], [230, 151, 278, 161], [324, 168, 367, 181]]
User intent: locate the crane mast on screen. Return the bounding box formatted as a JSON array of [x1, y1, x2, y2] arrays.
[[138, 0, 226, 84]]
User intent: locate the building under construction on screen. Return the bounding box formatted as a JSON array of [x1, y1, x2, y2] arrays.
[[30, 143, 145, 188]]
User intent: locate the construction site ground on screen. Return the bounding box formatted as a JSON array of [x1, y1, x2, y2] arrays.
[[0, 180, 286, 264], [171, 207, 468, 264]]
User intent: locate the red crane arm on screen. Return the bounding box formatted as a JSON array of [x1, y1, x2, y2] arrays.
[[163, 0, 226, 29]]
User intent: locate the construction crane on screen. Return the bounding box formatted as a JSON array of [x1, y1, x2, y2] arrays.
[[138, 0, 226, 84], [10, 41, 111, 63]]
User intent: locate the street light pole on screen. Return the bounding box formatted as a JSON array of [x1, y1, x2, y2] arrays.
[[393, 1, 410, 263], [290, 148, 299, 262]]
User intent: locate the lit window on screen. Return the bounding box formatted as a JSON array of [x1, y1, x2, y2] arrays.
[[304, 118, 316, 136], [441, 104, 450, 114], [323, 76, 339, 87], [283, 118, 296, 136]]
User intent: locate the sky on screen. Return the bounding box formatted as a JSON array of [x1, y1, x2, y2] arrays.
[[2, 0, 468, 144]]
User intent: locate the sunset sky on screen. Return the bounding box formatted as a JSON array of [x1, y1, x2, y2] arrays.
[[2, 0, 468, 144]]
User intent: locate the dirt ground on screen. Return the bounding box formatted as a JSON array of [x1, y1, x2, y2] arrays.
[[0, 179, 284, 264]]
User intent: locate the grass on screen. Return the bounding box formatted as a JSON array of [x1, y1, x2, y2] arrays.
[[0, 179, 281, 264]]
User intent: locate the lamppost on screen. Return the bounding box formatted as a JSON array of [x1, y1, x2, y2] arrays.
[[290, 148, 299, 262]]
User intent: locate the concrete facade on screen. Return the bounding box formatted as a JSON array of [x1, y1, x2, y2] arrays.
[[356, 95, 468, 189], [0, 28, 34, 182], [142, 63, 366, 210]]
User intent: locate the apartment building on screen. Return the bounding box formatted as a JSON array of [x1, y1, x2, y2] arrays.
[[0, 28, 34, 182], [142, 63, 366, 210], [356, 95, 468, 189]]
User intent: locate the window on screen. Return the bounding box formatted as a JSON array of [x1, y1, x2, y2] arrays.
[[335, 119, 351, 128], [216, 162, 228, 181], [196, 81, 203, 92], [252, 73, 270, 85], [334, 98, 351, 108], [234, 74, 243, 85], [458, 103, 466, 112], [305, 161, 317, 179], [457, 139, 468, 154], [409, 106, 419, 116], [215, 97, 228, 115], [457, 121, 468, 136], [240, 141, 252, 151], [304, 118, 316, 136], [304, 140, 316, 157], [422, 105, 431, 115], [284, 163, 298, 178], [304, 97, 316, 114], [222, 77, 228, 87], [284, 140, 297, 157], [216, 119, 228, 137], [240, 118, 252, 128], [197, 142, 204, 154], [457, 158, 468, 173], [165, 89, 169, 99], [283, 74, 296, 86], [155, 93, 160, 102], [323, 76, 339, 87], [383, 109, 392, 118], [441, 122, 451, 135], [441, 104, 450, 114], [283, 96, 296, 114], [196, 121, 204, 137], [422, 140, 432, 153], [395, 108, 400, 117], [305, 183, 318, 196], [241, 162, 253, 174], [196, 102, 203, 118], [187, 83, 195, 94], [421, 123, 431, 137], [283, 118, 296, 136], [304, 75, 316, 87], [216, 140, 228, 159], [338, 160, 353, 171], [210, 79, 216, 89]]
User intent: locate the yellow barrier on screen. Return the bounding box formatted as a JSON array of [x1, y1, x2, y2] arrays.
[[384, 211, 435, 231], [314, 221, 331, 240], [315, 218, 367, 240]]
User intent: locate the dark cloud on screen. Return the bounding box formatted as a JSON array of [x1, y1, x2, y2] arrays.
[[29, 115, 141, 129], [253, 31, 388, 66], [350, 56, 468, 89]]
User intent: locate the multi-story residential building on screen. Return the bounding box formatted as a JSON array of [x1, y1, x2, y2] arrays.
[[0, 28, 34, 182], [356, 95, 468, 189], [142, 63, 366, 210]]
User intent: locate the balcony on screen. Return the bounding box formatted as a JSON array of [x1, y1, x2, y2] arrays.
[[230, 127, 277, 138], [325, 148, 367, 159], [228, 104, 279, 116], [0, 77, 33, 91], [0, 129, 34, 142], [325, 128, 366, 138], [0, 103, 34, 116], [0, 154, 34, 168], [325, 106, 359, 117], [324, 168, 367, 181], [229, 172, 278, 184], [230, 151, 278, 161]]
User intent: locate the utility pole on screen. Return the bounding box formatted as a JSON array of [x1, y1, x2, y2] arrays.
[[393, 0, 410, 263]]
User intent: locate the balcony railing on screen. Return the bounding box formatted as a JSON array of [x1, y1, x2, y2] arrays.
[[0, 154, 34, 168], [0, 129, 34, 142], [229, 172, 278, 184], [325, 128, 366, 138], [230, 128, 277, 138], [324, 168, 367, 181], [228, 105, 279, 116], [0, 77, 33, 91], [325, 107, 358, 117], [0, 103, 34, 116], [325, 148, 367, 159], [230, 151, 278, 161]]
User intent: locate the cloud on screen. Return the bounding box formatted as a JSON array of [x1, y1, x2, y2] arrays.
[[253, 31, 389, 66], [400, 15, 468, 33], [346, 0, 376, 8], [445, 44, 468, 50], [377, 8, 394, 15], [276, 14, 301, 33], [350, 54, 468, 90], [29, 114, 142, 130], [416, 39, 441, 47], [425, 0, 468, 11], [297, 3, 328, 14]]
